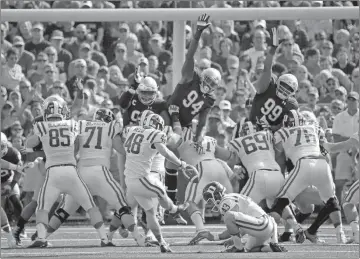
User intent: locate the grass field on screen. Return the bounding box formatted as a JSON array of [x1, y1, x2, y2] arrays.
[[1, 225, 359, 259]]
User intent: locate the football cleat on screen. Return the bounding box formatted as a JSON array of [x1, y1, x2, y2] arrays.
[[101, 240, 116, 247], [160, 242, 172, 253], [278, 231, 295, 242], [269, 242, 288, 252], [145, 236, 159, 247], [31, 231, 38, 241], [336, 230, 347, 244], [304, 230, 325, 244], [28, 239, 48, 248], [295, 228, 306, 244]]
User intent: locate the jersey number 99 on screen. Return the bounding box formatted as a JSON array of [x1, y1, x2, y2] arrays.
[[183, 90, 204, 115], [260, 98, 282, 122], [124, 133, 144, 154], [49, 128, 70, 147]]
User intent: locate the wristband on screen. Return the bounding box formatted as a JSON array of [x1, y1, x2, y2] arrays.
[[171, 114, 180, 123]]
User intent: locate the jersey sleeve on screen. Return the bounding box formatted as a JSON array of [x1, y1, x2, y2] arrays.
[[228, 139, 241, 154], [33, 121, 47, 137], [78, 120, 85, 135], [108, 121, 122, 139], [150, 130, 167, 145], [351, 132, 359, 142], [121, 126, 130, 140], [273, 129, 286, 144], [70, 120, 79, 136], [181, 127, 194, 142]]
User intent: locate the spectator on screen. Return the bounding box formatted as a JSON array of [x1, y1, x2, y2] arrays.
[[28, 52, 49, 85], [1, 23, 12, 56], [333, 47, 356, 76], [36, 63, 58, 99], [13, 36, 35, 76], [294, 65, 311, 83], [333, 29, 352, 58], [334, 86, 347, 102], [276, 38, 304, 70], [219, 100, 236, 128], [198, 46, 223, 74], [125, 33, 144, 65], [332, 91, 359, 202], [148, 55, 164, 84], [351, 67, 360, 92], [50, 30, 73, 77], [304, 48, 321, 76], [66, 59, 92, 99], [97, 66, 118, 99], [147, 33, 172, 74], [221, 20, 240, 55], [214, 38, 233, 73], [1, 101, 14, 130], [109, 43, 135, 79], [296, 80, 311, 103], [330, 99, 345, 116], [24, 23, 51, 56], [79, 42, 107, 67], [65, 24, 91, 59], [304, 87, 321, 116], [1, 47, 24, 91], [44, 46, 66, 81], [319, 40, 335, 61], [243, 29, 266, 70]]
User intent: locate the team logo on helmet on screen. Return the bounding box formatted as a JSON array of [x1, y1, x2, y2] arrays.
[[94, 108, 115, 123], [140, 113, 165, 131], [283, 109, 306, 128], [202, 181, 226, 212]]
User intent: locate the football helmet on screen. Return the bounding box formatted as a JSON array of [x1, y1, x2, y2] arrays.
[[43, 95, 69, 120], [1, 132, 8, 158], [44, 100, 66, 121], [200, 68, 221, 94], [202, 181, 226, 212], [239, 121, 257, 137], [138, 109, 155, 125], [276, 74, 298, 100], [93, 108, 115, 123], [136, 76, 158, 105], [140, 113, 165, 131], [283, 109, 306, 128]]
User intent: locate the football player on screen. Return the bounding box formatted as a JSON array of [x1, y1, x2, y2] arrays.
[[44, 108, 145, 246], [248, 28, 298, 131], [26, 100, 111, 248], [323, 133, 359, 243], [202, 182, 286, 253], [120, 113, 190, 253], [168, 126, 235, 245], [167, 14, 220, 212], [272, 110, 345, 244]]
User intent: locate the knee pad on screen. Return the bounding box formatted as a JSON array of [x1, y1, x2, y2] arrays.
[[54, 208, 70, 224], [270, 198, 290, 216], [325, 197, 340, 214]]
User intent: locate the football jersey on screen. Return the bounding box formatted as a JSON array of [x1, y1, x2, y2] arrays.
[[1, 146, 21, 183], [121, 95, 168, 126], [25, 115, 46, 162], [219, 193, 266, 218], [77, 120, 121, 168], [249, 75, 298, 127], [168, 71, 215, 127], [122, 126, 167, 179], [274, 124, 321, 164], [229, 130, 280, 174], [33, 119, 78, 169], [351, 132, 359, 142], [150, 126, 172, 174], [177, 127, 217, 166]]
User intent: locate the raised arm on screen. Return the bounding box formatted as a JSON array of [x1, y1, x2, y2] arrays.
[[180, 14, 211, 84], [255, 28, 279, 94]]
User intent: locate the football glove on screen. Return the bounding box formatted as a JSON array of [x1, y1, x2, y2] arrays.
[[196, 14, 211, 32], [168, 105, 180, 116], [182, 164, 199, 181]]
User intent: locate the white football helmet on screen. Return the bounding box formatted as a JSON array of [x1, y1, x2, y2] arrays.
[[138, 109, 155, 125], [44, 100, 66, 121], [276, 74, 298, 100], [136, 76, 158, 105], [93, 108, 115, 123], [140, 113, 165, 131], [43, 95, 69, 119], [1, 132, 8, 158], [200, 68, 221, 94], [239, 121, 258, 137]]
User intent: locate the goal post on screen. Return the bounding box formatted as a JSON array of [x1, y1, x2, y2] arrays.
[[2, 7, 359, 91]]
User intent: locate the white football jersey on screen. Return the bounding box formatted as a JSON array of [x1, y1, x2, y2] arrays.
[[150, 126, 172, 174], [177, 128, 217, 166], [219, 193, 265, 218], [77, 120, 121, 168], [274, 124, 321, 164], [229, 130, 280, 174], [33, 120, 78, 169], [122, 126, 166, 179]]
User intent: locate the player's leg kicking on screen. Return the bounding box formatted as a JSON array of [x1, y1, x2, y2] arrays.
[[126, 173, 188, 253], [29, 165, 109, 248], [342, 180, 359, 243], [186, 159, 234, 245]]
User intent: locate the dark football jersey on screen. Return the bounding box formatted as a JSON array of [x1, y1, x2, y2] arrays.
[[122, 94, 168, 126], [2, 146, 21, 183], [249, 74, 298, 127], [168, 71, 215, 127]]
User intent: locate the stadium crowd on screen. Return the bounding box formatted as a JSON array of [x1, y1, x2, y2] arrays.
[[1, 0, 359, 223]]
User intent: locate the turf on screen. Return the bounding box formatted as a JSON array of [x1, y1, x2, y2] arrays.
[[1, 225, 359, 259]]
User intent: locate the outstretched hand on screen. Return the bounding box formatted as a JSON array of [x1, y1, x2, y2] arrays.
[[196, 13, 211, 32]]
